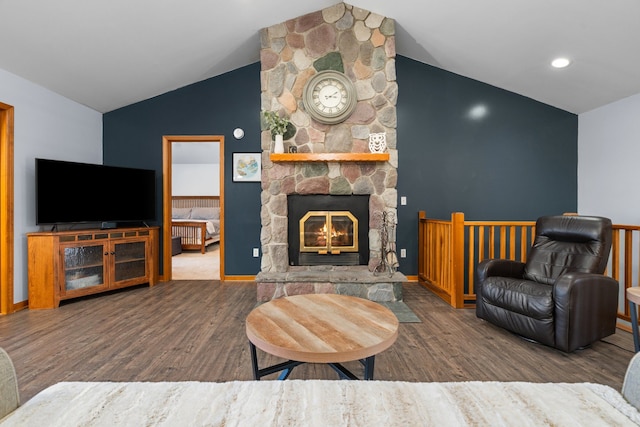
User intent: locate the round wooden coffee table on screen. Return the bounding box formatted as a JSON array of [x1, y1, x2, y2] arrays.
[[246, 293, 399, 380]]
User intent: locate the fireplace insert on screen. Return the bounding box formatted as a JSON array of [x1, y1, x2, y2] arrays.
[[300, 210, 358, 254], [288, 195, 369, 266]]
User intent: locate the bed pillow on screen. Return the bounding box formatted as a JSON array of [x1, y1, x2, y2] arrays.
[[172, 208, 192, 219], [191, 207, 220, 220]]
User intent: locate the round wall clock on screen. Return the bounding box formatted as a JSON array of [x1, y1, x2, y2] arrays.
[[303, 70, 357, 124]]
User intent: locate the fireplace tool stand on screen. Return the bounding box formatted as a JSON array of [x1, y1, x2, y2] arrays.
[[373, 211, 399, 277]]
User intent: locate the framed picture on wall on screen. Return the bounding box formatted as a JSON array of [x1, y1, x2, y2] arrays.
[[232, 152, 261, 182]]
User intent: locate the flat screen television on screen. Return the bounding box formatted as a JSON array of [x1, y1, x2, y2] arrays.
[[36, 158, 156, 226]]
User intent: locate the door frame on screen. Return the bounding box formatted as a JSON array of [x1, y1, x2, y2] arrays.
[[0, 102, 14, 314], [161, 135, 224, 281]]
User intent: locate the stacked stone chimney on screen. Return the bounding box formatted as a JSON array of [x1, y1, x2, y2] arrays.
[[259, 2, 398, 274]]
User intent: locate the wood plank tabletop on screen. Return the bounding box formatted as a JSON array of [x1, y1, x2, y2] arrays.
[[246, 294, 399, 363], [628, 287, 640, 305]]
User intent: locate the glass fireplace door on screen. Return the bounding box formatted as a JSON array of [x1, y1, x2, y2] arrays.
[[300, 211, 358, 254]]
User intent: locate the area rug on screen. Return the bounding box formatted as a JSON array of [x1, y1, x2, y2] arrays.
[[381, 301, 421, 323], [2, 380, 638, 426]]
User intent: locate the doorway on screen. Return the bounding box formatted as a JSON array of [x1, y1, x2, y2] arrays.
[[0, 102, 14, 314], [162, 136, 224, 281]]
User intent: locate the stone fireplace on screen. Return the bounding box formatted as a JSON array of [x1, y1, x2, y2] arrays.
[[256, 3, 407, 301]]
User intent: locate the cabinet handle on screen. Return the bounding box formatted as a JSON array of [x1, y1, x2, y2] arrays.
[[104, 252, 109, 256], [110, 252, 116, 255]]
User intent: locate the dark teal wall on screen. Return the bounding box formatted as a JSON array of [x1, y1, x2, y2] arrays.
[[103, 63, 263, 276], [395, 56, 577, 273], [103, 56, 577, 276]]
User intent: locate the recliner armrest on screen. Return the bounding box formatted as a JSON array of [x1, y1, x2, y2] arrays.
[[477, 259, 526, 282], [553, 272, 619, 352], [554, 272, 619, 309], [476, 259, 527, 319]]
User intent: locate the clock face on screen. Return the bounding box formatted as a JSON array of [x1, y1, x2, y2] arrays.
[[303, 71, 357, 124], [314, 79, 347, 111]]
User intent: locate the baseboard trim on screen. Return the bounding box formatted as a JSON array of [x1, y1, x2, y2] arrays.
[[222, 274, 418, 282], [6, 300, 28, 314], [223, 275, 256, 281]]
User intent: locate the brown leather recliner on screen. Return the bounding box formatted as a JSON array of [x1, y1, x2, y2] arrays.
[[476, 215, 619, 352]]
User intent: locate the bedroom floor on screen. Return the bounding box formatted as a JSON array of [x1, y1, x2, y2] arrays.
[[171, 243, 220, 280]]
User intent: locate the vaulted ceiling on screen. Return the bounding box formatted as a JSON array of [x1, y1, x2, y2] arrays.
[[1, 0, 638, 114]]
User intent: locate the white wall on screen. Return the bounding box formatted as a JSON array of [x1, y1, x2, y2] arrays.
[[172, 164, 220, 196], [0, 68, 103, 303], [578, 93, 640, 224], [579, 93, 640, 306]]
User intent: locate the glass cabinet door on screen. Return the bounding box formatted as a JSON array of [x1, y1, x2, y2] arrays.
[[61, 243, 107, 294], [112, 240, 148, 284]]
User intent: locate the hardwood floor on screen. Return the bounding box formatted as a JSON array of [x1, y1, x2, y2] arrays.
[[0, 281, 635, 403]]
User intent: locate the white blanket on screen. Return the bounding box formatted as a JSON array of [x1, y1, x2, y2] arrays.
[[1, 380, 638, 426]]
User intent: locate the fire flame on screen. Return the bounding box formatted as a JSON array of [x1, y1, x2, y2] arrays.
[[309, 221, 349, 247]]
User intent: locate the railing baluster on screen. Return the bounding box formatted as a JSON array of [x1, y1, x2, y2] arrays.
[[519, 227, 528, 263], [509, 226, 516, 260], [625, 230, 633, 299], [488, 226, 494, 259], [478, 226, 485, 263], [468, 225, 476, 297]]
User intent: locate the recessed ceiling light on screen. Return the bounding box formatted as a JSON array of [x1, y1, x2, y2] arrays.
[[468, 104, 488, 120], [551, 57, 571, 68]]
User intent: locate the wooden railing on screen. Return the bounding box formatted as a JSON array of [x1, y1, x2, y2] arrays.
[[418, 211, 640, 325]]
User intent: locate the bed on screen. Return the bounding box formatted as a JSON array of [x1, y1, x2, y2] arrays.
[[171, 196, 220, 254]]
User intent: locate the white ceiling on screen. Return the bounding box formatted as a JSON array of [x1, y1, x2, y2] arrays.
[[1, 0, 639, 114], [172, 142, 219, 165]]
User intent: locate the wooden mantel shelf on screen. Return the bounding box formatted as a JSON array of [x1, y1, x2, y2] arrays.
[[270, 153, 389, 162]]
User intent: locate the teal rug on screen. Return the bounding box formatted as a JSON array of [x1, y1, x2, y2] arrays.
[[380, 301, 421, 323]]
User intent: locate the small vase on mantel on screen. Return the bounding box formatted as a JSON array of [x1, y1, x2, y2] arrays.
[[273, 134, 285, 154]]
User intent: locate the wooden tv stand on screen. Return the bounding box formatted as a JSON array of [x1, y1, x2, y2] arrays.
[[27, 226, 159, 309]]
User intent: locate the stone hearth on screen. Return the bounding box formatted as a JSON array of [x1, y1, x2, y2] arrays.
[[256, 266, 405, 302]]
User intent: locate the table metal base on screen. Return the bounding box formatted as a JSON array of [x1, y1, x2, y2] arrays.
[[631, 300, 640, 353], [250, 342, 376, 380]]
